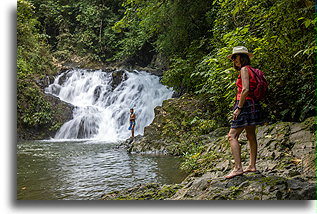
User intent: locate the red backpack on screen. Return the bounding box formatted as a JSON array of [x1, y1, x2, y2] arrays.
[[247, 66, 268, 101]]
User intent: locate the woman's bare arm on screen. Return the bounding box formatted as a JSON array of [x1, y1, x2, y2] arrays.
[[238, 66, 250, 108]]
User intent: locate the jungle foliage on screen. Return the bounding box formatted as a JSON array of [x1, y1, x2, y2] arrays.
[[17, 0, 56, 128], [18, 0, 315, 130], [28, 0, 123, 62], [114, 0, 316, 122]]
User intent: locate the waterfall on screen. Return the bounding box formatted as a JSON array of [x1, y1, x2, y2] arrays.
[[45, 69, 173, 141]]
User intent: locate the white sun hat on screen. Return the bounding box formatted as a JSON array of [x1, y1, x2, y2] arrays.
[[227, 46, 254, 60]]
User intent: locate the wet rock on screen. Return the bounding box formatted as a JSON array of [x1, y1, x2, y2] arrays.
[[58, 71, 69, 85], [93, 85, 102, 103], [45, 94, 73, 121], [134, 66, 164, 76], [76, 117, 99, 139], [101, 67, 117, 73], [118, 136, 138, 149], [111, 70, 127, 90], [36, 75, 55, 88], [49, 84, 62, 95]]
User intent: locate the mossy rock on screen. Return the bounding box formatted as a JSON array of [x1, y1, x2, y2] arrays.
[[101, 183, 182, 200]]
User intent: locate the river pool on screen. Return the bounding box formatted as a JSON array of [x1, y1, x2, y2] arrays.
[[17, 140, 187, 200]]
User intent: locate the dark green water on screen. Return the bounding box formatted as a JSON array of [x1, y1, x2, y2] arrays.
[[17, 140, 187, 200]]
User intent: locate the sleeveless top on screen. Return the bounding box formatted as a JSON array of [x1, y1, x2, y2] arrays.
[[236, 66, 257, 100]]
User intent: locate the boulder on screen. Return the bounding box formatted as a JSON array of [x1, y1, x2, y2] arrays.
[[17, 93, 73, 140], [111, 70, 127, 90]]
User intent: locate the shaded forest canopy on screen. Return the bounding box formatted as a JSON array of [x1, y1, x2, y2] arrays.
[[17, 0, 315, 132]]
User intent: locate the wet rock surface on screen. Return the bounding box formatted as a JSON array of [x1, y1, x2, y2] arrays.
[[111, 70, 127, 90]]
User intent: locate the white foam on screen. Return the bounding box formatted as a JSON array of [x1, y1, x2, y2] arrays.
[[45, 69, 173, 141]]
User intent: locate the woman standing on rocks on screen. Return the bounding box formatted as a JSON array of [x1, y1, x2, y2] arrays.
[[225, 46, 264, 179]]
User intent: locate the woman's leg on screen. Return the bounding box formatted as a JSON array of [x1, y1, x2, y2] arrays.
[[244, 125, 257, 172], [225, 127, 245, 178]]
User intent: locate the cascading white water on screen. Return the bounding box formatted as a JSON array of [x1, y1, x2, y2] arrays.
[[45, 68, 173, 141]]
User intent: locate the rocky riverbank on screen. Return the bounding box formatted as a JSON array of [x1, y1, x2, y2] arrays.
[[104, 95, 316, 200]]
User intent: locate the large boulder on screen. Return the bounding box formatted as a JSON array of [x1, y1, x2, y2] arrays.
[[17, 89, 73, 140]]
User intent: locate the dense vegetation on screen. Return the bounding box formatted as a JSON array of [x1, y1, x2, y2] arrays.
[[112, 0, 315, 123], [17, 0, 57, 131], [17, 0, 315, 135], [27, 0, 123, 62]]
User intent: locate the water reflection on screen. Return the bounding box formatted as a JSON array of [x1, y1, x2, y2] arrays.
[[17, 140, 187, 200]]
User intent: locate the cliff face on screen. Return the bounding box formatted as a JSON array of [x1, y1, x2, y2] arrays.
[[106, 95, 316, 200]]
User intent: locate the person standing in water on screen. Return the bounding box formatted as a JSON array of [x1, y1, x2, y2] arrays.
[[225, 46, 264, 179], [129, 108, 136, 138]]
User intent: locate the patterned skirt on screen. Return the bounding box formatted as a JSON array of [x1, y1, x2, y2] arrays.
[[231, 99, 264, 128]]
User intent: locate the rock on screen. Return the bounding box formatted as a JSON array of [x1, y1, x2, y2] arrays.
[[43, 94, 73, 138], [289, 129, 314, 145], [101, 67, 117, 73], [18, 93, 73, 140], [93, 85, 102, 103], [57, 70, 71, 85], [44, 94, 73, 122], [117, 135, 142, 150], [101, 172, 315, 200], [134, 66, 164, 76], [189, 172, 214, 191], [287, 179, 316, 200], [101, 183, 182, 200], [149, 52, 169, 71], [302, 152, 316, 178], [215, 160, 230, 171], [35, 75, 55, 88], [111, 70, 127, 90], [290, 130, 315, 158]]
